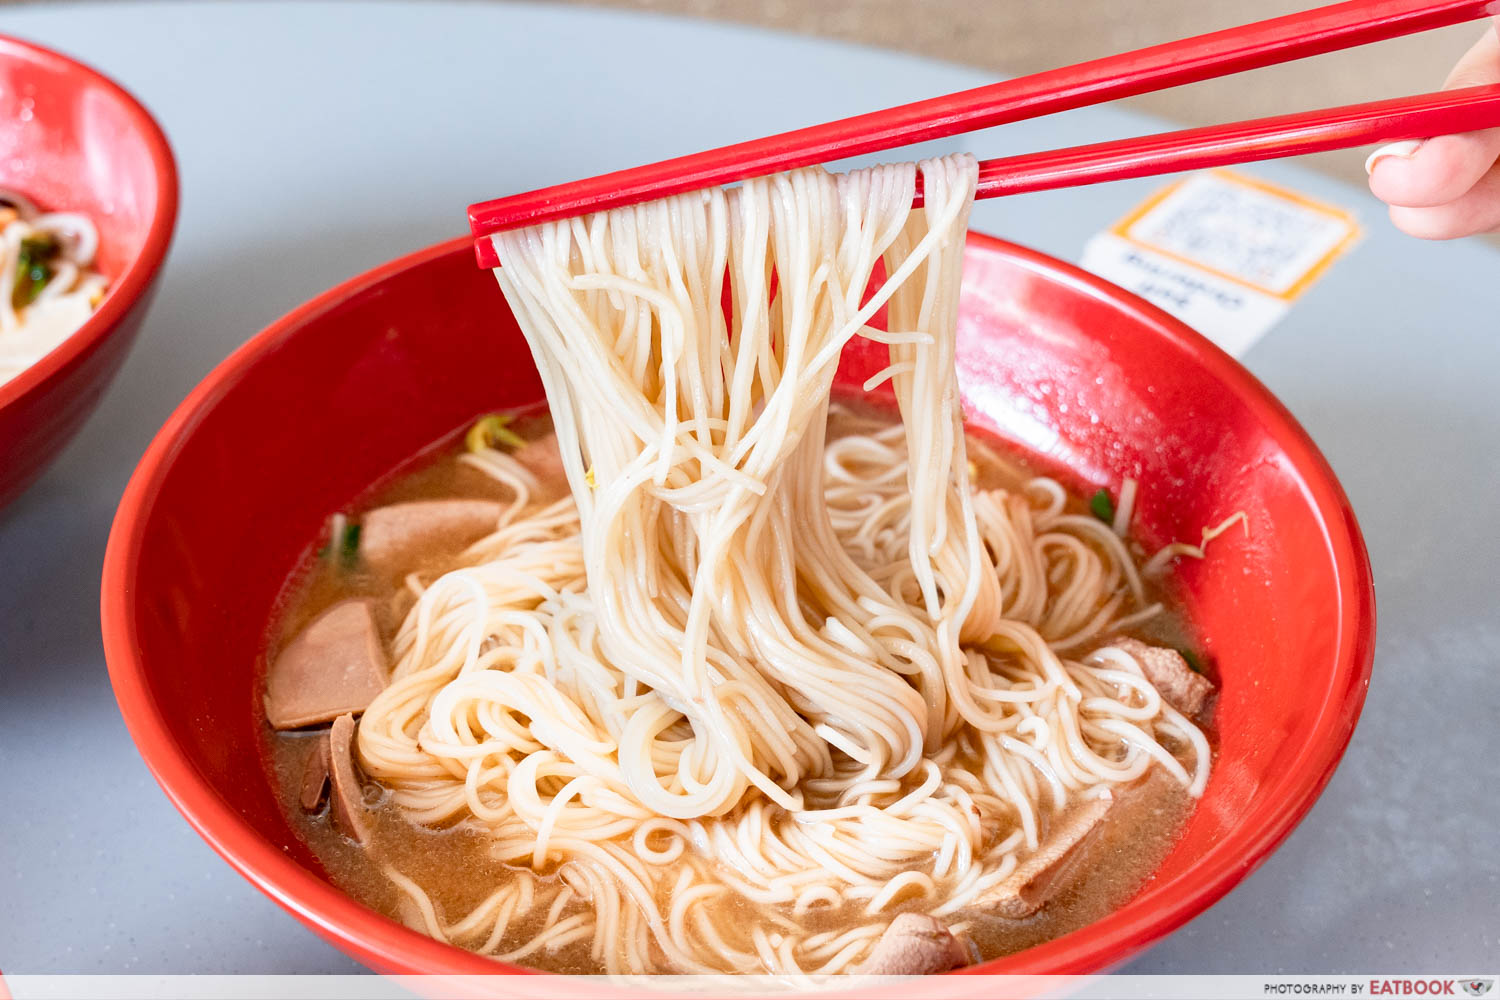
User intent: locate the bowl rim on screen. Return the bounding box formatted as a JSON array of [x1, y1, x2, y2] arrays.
[[101, 231, 1376, 981], [0, 33, 180, 410]]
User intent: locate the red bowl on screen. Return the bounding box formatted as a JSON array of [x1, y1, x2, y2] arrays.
[[0, 35, 178, 509], [102, 233, 1374, 980]]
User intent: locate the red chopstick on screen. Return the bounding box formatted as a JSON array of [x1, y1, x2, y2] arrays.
[[470, 0, 1498, 267], [954, 83, 1500, 202]]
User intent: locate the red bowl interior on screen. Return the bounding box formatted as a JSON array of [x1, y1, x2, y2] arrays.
[[102, 232, 1374, 981], [0, 35, 178, 508]]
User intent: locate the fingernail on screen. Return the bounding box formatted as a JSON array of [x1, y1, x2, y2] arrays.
[[1365, 139, 1425, 175]]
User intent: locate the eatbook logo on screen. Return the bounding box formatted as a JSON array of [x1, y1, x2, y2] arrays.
[[1462, 981, 1494, 997]]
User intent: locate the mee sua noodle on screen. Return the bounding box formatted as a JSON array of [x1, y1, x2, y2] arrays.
[[351, 153, 1211, 974]]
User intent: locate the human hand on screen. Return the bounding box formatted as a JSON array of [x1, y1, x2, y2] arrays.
[[1366, 18, 1500, 239]]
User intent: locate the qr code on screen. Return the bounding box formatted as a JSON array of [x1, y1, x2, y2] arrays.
[[1126, 173, 1357, 295]]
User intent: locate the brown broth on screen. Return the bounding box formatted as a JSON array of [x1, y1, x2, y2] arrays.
[[260, 405, 1214, 975], [960, 768, 1195, 958]]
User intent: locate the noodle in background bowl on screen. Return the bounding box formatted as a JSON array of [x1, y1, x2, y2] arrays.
[[0, 35, 178, 510], [101, 232, 1374, 983]]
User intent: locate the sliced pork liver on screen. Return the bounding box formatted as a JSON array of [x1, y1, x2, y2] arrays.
[[299, 732, 332, 812], [265, 599, 388, 730], [329, 713, 373, 845], [357, 499, 502, 575], [983, 796, 1113, 919], [855, 913, 971, 976], [1113, 637, 1215, 716]]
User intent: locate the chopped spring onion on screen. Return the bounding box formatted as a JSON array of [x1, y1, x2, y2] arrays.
[[465, 413, 527, 452], [340, 523, 361, 566], [1089, 488, 1115, 524], [316, 514, 361, 567], [1179, 647, 1207, 675], [14, 233, 59, 309]]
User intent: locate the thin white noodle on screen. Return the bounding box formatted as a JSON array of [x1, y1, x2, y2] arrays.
[[1113, 477, 1138, 537], [1143, 511, 1250, 577], [351, 155, 1216, 975]]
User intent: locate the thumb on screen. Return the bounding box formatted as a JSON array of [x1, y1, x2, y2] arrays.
[[1367, 20, 1500, 212]]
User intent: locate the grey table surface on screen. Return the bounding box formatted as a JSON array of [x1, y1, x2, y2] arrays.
[[1, 0, 1496, 977]]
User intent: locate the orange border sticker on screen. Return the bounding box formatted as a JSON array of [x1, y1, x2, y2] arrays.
[[1107, 169, 1361, 302]]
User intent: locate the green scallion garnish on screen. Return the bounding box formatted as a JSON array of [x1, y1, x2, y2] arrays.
[[319, 516, 361, 567], [1089, 488, 1115, 524], [1179, 647, 1206, 675], [13, 234, 58, 309], [340, 523, 361, 567]]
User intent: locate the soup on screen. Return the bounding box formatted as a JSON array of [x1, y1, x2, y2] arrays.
[[258, 153, 1224, 976], [261, 406, 1215, 975]]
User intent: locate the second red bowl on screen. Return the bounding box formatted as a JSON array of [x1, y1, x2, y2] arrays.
[[0, 35, 178, 509]]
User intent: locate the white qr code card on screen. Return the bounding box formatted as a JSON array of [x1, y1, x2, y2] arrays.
[[1080, 169, 1361, 357]]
